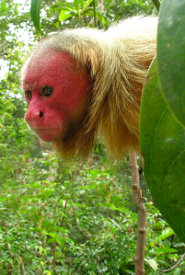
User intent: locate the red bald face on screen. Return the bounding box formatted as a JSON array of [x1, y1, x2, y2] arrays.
[[23, 51, 92, 142]]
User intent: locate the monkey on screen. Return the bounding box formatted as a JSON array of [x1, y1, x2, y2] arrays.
[[21, 16, 157, 159]]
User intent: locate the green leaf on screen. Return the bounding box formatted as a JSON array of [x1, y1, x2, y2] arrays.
[[59, 9, 72, 22], [74, 0, 81, 10], [83, 0, 93, 9], [157, 0, 185, 128], [96, 11, 106, 27], [140, 58, 185, 241], [154, 227, 174, 242], [31, 0, 43, 31]]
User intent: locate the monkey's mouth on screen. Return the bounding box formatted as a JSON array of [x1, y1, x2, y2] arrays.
[[34, 128, 62, 142]]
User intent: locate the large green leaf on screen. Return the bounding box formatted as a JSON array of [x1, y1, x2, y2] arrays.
[[31, 0, 43, 31], [157, 0, 185, 128], [140, 58, 185, 240]]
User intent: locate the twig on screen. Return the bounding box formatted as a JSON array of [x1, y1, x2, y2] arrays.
[[162, 253, 185, 273], [18, 256, 26, 275], [93, 0, 97, 27], [151, 0, 160, 11], [130, 152, 146, 275]]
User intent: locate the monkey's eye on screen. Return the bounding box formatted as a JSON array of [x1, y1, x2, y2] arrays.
[[25, 90, 32, 101], [41, 86, 54, 97]]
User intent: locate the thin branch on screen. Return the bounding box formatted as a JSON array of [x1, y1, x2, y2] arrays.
[[151, 0, 160, 11], [130, 152, 146, 275], [18, 256, 26, 275], [93, 0, 97, 27], [162, 253, 185, 273]]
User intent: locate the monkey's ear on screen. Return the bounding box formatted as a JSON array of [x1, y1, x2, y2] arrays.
[[85, 48, 100, 76], [69, 44, 101, 77]]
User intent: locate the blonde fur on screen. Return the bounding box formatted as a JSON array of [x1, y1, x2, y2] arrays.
[[22, 16, 157, 159]]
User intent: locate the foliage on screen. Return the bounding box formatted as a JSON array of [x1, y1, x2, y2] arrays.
[[104, 0, 155, 22], [0, 155, 184, 274], [31, 0, 155, 33], [0, 43, 39, 185]]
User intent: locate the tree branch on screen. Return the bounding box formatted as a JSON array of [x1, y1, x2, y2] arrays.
[[130, 152, 146, 275], [162, 253, 185, 273]]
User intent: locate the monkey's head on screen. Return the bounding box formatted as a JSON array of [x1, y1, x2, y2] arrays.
[[22, 28, 106, 158], [23, 49, 92, 141]]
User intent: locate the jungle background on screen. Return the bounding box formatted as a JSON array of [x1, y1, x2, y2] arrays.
[[0, 0, 185, 274]]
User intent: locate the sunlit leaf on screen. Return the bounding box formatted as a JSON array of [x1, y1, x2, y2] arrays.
[[59, 9, 73, 22], [83, 0, 93, 9], [96, 11, 106, 26], [74, 0, 81, 10]]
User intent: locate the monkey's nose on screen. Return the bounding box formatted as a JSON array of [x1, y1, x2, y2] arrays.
[[39, 111, 44, 118], [25, 108, 45, 128]]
